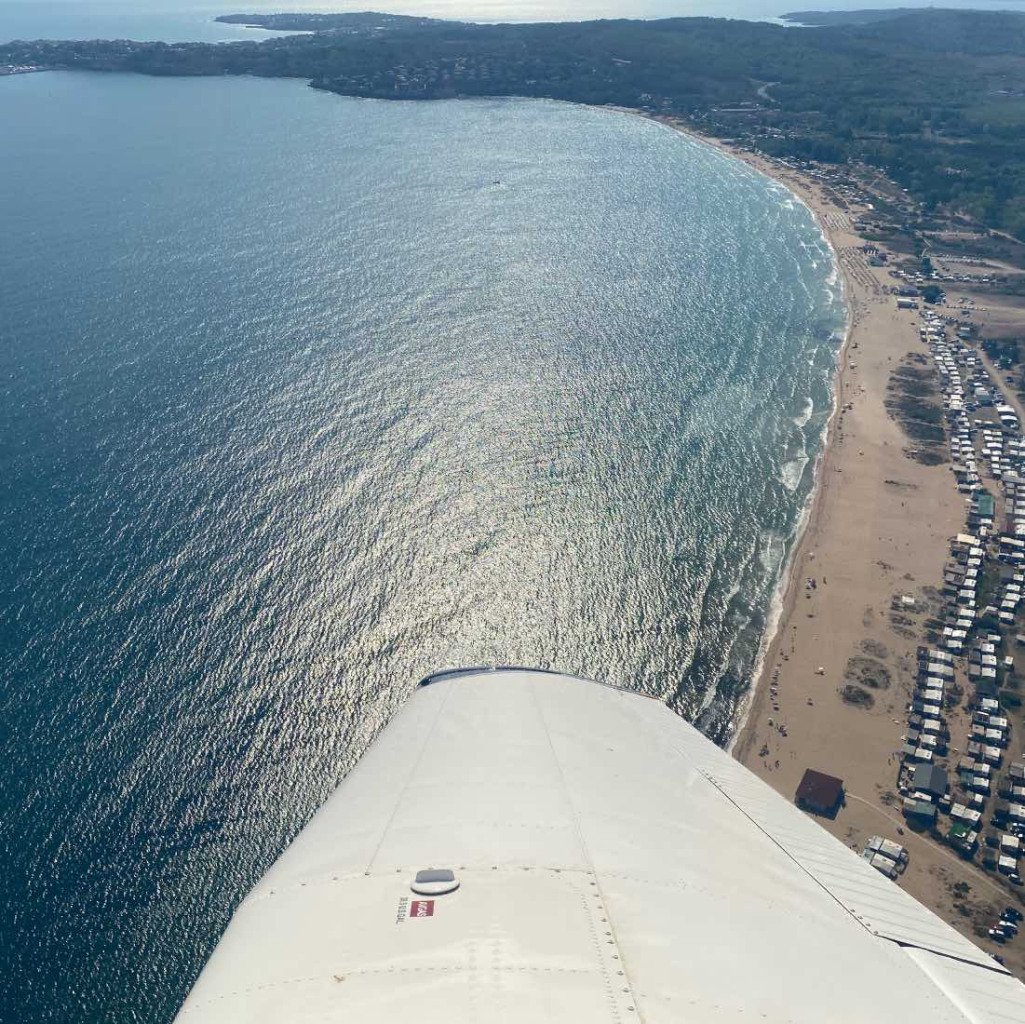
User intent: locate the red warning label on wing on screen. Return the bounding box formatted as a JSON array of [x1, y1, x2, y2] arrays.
[[409, 900, 435, 918]]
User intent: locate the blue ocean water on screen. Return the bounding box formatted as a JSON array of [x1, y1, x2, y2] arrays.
[[0, 71, 843, 1020], [0, 2, 263, 42]]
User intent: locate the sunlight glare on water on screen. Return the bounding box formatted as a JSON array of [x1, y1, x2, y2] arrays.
[[0, 72, 844, 1021]]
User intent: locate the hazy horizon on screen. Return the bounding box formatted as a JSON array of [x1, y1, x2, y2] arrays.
[[4, 0, 1025, 44]]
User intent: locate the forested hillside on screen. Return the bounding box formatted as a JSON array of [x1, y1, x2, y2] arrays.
[[5, 9, 1025, 235]]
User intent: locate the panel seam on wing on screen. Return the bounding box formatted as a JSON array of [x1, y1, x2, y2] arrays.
[[530, 681, 641, 1023], [362, 682, 454, 874]]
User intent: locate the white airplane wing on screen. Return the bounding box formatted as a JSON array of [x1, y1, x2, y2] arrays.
[[173, 668, 1025, 1022]]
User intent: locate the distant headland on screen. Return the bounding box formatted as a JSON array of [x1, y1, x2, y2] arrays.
[[4, 9, 1025, 239], [213, 11, 447, 31]]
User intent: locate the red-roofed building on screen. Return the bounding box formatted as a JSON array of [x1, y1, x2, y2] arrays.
[[795, 769, 844, 817]]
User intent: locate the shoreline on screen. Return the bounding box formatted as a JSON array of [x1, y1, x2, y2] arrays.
[[639, 119, 892, 763], [653, 115, 1025, 971], [726, 150, 858, 756], [728, 162, 855, 754], [659, 127, 894, 760], [625, 110, 858, 750], [731, 353, 849, 751]]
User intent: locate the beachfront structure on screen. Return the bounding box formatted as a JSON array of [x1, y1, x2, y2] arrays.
[[950, 803, 983, 826], [903, 797, 938, 824], [917, 646, 955, 666], [861, 850, 899, 879], [946, 823, 978, 855], [913, 764, 948, 799], [983, 746, 1004, 767], [865, 836, 908, 865], [1000, 536, 1025, 565], [1003, 802, 1025, 822], [795, 769, 844, 816], [904, 319, 1025, 943]]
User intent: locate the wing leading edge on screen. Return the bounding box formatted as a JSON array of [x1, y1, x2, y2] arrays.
[[174, 669, 1025, 1022]]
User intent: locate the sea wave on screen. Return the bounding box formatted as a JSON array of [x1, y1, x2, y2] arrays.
[[2, 80, 851, 1022]]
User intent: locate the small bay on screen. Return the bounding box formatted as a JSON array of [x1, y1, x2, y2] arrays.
[[0, 71, 843, 1020]]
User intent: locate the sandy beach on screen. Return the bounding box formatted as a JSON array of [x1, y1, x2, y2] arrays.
[[643, 113, 1025, 975]]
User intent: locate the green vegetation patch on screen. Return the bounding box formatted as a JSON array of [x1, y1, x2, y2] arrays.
[[841, 683, 875, 708], [844, 655, 892, 690], [8, 9, 1025, 236]]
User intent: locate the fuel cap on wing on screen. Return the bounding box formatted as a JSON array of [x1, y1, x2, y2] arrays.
[[411, 868, 459, 896]]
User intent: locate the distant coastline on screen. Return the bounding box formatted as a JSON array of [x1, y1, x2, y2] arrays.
[[5, 9, 1025, 240], [636, 113, 853, 750], [213, 11, 443, 32], [7, 16, 1025, 977]]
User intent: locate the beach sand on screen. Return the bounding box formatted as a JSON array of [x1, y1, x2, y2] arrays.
[[644, 114, 1025, 975]]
